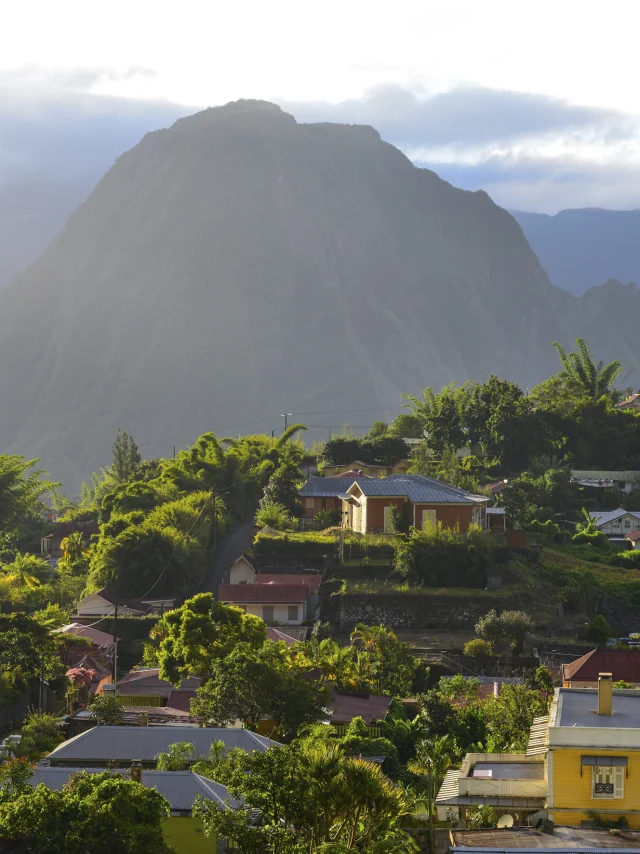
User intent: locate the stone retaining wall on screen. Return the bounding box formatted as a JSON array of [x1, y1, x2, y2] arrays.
[[338, 592, 524, 630]]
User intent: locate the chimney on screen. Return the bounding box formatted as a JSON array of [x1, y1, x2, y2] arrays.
[[139, 713, 148, 727], [130, 761, 142, 783], [598, 672, 613, 716]]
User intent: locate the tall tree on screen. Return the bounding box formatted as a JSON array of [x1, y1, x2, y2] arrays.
[[111, 430, 142, 484], [552, 338, 622, 400], [0, 770, 171, 853], [0, 455, 57, 548], [153, 593, 266, 684]]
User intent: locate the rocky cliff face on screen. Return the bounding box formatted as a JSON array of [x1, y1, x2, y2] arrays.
[[0, 100, 638, 487]]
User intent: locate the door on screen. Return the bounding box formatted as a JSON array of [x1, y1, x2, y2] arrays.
[[384, 506, 396, 533], [422, 509, 437, 530]]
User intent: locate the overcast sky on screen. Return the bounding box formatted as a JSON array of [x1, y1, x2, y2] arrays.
[[3, 0, 640, 212]]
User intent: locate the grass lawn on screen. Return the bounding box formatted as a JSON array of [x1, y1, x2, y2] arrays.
[[340, 578, 521, 596]]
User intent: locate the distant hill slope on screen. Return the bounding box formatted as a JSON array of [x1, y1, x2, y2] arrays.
[[0, 100, 639, 488], [511, 208, 640, 296], [0, 95, 189, 290]]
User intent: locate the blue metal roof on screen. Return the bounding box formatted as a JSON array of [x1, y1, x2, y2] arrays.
[[351, 474, 487, 504], [299, 477, 356, 497]]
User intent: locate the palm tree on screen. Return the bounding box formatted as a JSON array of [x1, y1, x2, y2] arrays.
[[527, 454, 568, 477], [1, 554, 50, 591], [552, 338, 622, 400], [409, 737, 455, 854]]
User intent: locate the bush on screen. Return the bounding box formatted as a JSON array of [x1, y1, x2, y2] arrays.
[[19, 713, 64, 759], [255, 501, 292, 531], [475, 608, 532, 654], [572, 530, 611, 551], [395, 525, 495, 587], [585, 614, 611, 645], [253, 532, 336, 559], [88, 693, 125, 726], [463, 638, 493, 659], [468, 805, 497, 829], [610, 550, 640, 568]]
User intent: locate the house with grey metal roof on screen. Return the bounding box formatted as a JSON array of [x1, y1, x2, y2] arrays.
[[44, 725, 280, 767], [343, 473, 489, 534], [573, 470, 640, 493], [299, 476, 362, 519], [31, 767, 241, 814], [30, 767, 243, 852], [589, 508, 640, 540]]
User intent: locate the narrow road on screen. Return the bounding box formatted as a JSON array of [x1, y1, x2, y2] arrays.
[[200, 519, 255, 597]]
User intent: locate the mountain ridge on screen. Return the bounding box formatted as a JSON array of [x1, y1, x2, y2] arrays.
[[511, 207, 640, 295], [0, 100, 639, 487]]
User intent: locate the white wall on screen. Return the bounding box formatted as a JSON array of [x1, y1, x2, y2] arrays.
[[242, 603, 303, 625], [230, 558, 256, 584]]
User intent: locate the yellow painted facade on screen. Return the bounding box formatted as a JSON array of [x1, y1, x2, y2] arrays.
[[550, 747, 640, 828], [163, 817, 216, 852]]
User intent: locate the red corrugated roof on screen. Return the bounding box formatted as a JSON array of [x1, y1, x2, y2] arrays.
[[256, 573, 321, 591], [219, 584, 309, 603], [563, 648, 640, 683], [627, 531, 640, 542], [327, 689, 392, 724], [266, 627, 298, 646]]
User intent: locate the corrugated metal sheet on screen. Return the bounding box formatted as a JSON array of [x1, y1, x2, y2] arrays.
[[354, 474, 487, 504], [47, 725, 280, 763], [299, 477, 355, 497], [31, 767, 241, 811], [527, 715, 549, 756], [591, 509, 640, 527]]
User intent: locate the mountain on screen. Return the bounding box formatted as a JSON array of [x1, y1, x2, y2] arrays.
[[511, 208, 640, 296], [0, 94, 190, 290], [1, 99, 639, 488]]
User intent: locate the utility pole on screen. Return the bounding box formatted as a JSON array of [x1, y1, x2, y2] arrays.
[[280, 413, 292, 433], [38, 652, 45, 715], [112, 595, 119, 695], [213, 493, 217, 550]]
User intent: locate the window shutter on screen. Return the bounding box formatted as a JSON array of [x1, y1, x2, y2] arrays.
[[615, 767, 625, 799]]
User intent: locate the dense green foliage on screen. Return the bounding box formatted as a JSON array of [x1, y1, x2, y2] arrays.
[[151, 593, 266, 683], [319, 435, 408, 468], [196, 740, 416, 852], [0, 770, 171, 853], [0, 455, 57, 552], [192, 642, 329, 737], [395, 525, 498, 588], [18, 713, 64, 760], [80, 426, 306, 597]]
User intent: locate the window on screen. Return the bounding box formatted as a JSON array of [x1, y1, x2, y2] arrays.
[[422, 509, 436, 530], [624, 516, 633, 529], [288, 605, 298, 621], [262, 605, 274, 622], [592, 766, 624, 799], [305, 498, 315, 509]]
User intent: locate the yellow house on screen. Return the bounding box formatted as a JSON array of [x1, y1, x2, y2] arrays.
[[439, 675, 640, 829], [546, 674, 640, 828]]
